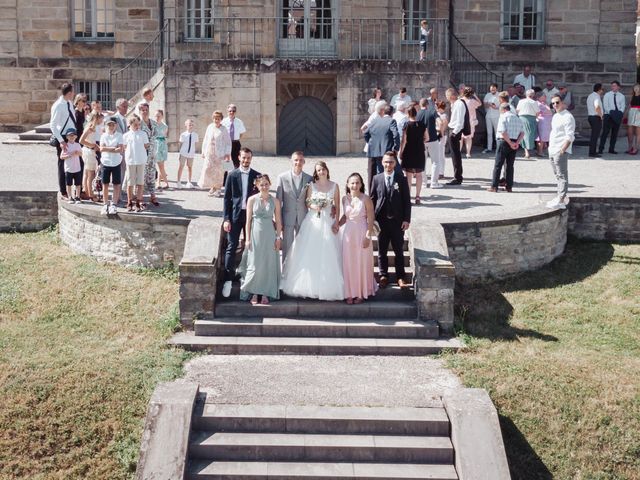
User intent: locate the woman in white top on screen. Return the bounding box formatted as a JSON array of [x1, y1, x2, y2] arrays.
[[367, 87, 383, 115], [483, 83, 500, 153], [199, 110, 232, 197], [517, 89, 541, 159]]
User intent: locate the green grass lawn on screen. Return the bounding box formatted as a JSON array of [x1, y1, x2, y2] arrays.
[[0, 229, 188, 480], [0, 231, 638, 479], [448, 240, 640, 480]]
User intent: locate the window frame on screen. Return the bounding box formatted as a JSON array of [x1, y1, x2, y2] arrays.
[[500, 0, 545, 44], [184, 0, 215, 42], [401, 0, 431, 44], [71, 0, 115, 42], [73, 80, 112, 110]]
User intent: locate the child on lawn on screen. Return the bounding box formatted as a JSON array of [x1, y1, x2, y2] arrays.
[[99, 117, 124, 215], [60, 129, 83, 203], [177, 119, 198, 188], [122, 115, 149, 212]]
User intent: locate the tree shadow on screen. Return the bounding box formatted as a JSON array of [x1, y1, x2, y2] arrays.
[[455, 239, 615, 341], [499, 414, 554, 480]]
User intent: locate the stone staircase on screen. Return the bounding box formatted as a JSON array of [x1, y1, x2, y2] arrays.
[[186, 400, 459, 480], [2, 123, 51, 145], [170, 237, 462, 355]]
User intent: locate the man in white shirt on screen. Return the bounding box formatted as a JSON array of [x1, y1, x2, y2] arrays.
[[513, 65, 536, 91], [587, 83, 604, 157], [599, 80, 625, 154], [221, 104, 246, 169], [542, 80, 559, 106], [393, 101, 409, 133], [446, 87, 471, 185], [390, 87, 412, 109], [113, 98, 129, 176], [50, 83, 76, 197], [546, 95, 575, 209], [488, 104, 524, 193], [483, 83, 500, 153]]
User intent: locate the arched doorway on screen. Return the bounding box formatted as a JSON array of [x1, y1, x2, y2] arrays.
[[277, 96, 335, 156]]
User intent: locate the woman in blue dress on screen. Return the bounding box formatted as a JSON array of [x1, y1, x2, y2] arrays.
[[238, 174, 283, 305], [154, 109, 169, 190]]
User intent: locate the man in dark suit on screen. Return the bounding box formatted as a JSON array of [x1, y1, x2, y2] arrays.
[[370, 152, 411, 288], [364, 104, 400, 193], [221, 147, 260, 297]]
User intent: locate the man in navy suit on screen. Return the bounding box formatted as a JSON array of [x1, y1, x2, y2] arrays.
[[364, 104, 400, 193], [369, 152, 411, 288], [221, 147, 260, 297]]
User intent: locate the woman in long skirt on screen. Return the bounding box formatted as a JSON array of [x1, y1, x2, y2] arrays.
[[199, 110, 232, 197], [516, 89, 540, 159], [238, 175, 283, 305]]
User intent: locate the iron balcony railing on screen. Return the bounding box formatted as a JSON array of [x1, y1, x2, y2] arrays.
[[165, 17, 449, 61], [449, 31, 503, 94], [109, 21, 170, 106]]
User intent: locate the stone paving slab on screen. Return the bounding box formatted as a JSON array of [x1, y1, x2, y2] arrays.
[[182, 355, 461, 408], [2, 132, 638, 223]]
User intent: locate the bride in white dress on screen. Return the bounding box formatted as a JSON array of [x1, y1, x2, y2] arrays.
[[281, 161, 345, 301]]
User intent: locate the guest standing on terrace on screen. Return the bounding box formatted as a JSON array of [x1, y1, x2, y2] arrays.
[[50, 83, 77, 198], [517, 89, 540, 159], [222, 104, 246, 185], [200, 110, 232, 197], [546, 95, 575, 210], [625, 83, 640, 155], [139, 103, 159, 207]]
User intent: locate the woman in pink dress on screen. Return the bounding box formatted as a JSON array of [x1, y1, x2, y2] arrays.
[[460, 87, 482, 159], [339, 172, 378, 304], [536, 93, 553, 156], [199, 110, 232, 197]]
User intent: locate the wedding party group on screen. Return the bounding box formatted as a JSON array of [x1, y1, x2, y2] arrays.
[[220, 149, 411, 305]]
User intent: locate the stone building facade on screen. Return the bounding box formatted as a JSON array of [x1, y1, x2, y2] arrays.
[[0, 0, 637, 152]]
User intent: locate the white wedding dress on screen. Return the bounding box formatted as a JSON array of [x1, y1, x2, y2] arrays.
[[281, 182, 345, 300]]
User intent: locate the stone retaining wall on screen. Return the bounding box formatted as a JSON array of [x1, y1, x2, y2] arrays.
[[442, 208, 568, 283], [568, 196, 640, 243], [0, 191, 57, 232], [58, 200, 189, 268]]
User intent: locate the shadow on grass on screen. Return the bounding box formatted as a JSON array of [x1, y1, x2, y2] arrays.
[[455, 239, 615, 341], [499, 415, 553, 480]]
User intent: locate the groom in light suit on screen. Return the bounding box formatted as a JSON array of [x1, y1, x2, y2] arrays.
[[276, 151, 313, 262]]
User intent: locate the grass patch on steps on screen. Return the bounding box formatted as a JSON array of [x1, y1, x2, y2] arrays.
[[0, 229, 190, 480], [447, 240, 640, 480]]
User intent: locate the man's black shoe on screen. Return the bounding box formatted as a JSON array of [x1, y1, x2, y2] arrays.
[[446, 180, 462, 185], [609, 151, 618, 154]]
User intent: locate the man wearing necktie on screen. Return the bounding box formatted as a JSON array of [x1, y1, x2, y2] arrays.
[[369, 152, 411, 289], [599, 81, 625, 154], [50, 83, 77, 197], [222, 104, 247, 186], [222, 147, 260, 298]]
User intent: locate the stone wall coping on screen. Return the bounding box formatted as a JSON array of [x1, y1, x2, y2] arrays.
[[439, 204, 562, 229], [443, 388, 511, 480], [58, 198, 192, 226], [410, 222, 455, 269], [181, 216, 224, 265], [136, 381, 199, 480], [569, 195, 640, 204]]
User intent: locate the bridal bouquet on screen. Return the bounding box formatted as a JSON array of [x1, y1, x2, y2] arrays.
[[307, 192, 333, 218]]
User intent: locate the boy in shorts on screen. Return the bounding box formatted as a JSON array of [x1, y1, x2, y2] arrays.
[[60, 128, 83, 203], [99, 117, 124, 215], [177, 118, 198, 188], [122, 115, 149, 212]]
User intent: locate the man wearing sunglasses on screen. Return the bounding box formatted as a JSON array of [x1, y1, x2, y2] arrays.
[[546, 96, 575, 210]]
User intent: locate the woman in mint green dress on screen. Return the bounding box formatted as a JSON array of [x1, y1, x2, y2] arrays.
[[154, 110, 169, 189], [238, 175, 283, 305]]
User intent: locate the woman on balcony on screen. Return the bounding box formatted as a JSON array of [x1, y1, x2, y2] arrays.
[[199, 110, 232, 197]]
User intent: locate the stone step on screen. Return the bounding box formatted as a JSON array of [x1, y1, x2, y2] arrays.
[[17, 130, 50, 141], [189, 432, 454, 464], [194, 318, 439, 339], [373, 237, 409, 251], [34, 123, 52, 134], [215, 299, 417, 319], [192, 404, 450, 436], [373, 253, 411, 268], [188, 460, 458, 479], [168, 333, 462, 355]]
